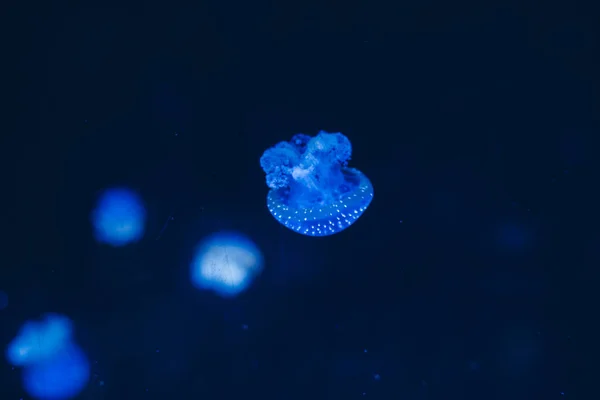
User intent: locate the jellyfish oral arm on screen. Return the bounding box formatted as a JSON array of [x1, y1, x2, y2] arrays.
[[260, 131, 373, 237]]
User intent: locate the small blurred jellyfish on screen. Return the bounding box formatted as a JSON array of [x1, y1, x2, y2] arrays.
[[23, 343, 90, 400], [0, 290, 7, 310], [260, 131, 373, 236], [498, 223, 527, 248], [6, 314, 73, 366], [91, 187, 146, 246], [6, 314, 90, 400], [190, 232, 263, 297], [493, 220, 535, 253]]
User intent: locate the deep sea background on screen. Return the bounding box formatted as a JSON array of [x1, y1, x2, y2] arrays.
[[1, 2, 598, 399]]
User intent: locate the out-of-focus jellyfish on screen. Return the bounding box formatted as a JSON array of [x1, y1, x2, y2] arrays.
[[0, 290, 7, 310], [22, 343, 90, 400], [91, 187, 146, 246], [491, 218, 537, 254], [190, 232, 264, 298], [497, 223, 528, 249], [6, 314, 73, 366], [260, 131, 373, 236], [6, 314, 90, 400]]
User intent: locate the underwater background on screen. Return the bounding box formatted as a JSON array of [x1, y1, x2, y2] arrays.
[[1, 2, 596, 399]]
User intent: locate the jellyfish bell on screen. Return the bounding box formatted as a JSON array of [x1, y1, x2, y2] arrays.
[[267, 167, 373, 236], [260, 131, 373, 237], [91, 187, 146, 246], [190, 232, 264, 298]]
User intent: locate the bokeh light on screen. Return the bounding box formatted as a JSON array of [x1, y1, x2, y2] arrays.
[[91, 187, 146, 246], [492, 219, 536, 253], [190, 232, 264, 297]]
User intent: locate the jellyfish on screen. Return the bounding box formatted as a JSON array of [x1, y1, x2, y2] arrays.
[[6, 314, 90, 400], [91, 187, 146, 246], [190, 232, 264, 298], [6, 313, 73, 366], [260, 131, 373, 236]]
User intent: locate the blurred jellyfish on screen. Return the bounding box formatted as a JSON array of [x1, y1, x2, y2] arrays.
[[260, 131, 373, 236], [91, 187, 146, 246], [6, 314, 90, 400], [190, 232, 263, 297], [491, 217, 537, 254], [0, 290, 7, 310], [6, 314, 73, 366], [23, 342, 90, 400], [497, 223, 528, 249]]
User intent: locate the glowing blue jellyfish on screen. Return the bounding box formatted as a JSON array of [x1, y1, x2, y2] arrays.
[[190, 232, 264, 298], [91, 187, 146, 246], [23, 343, 90, 400], [260, 131, 373, 236], [6, 314, 73, 366], [5, 314, 90, 400]]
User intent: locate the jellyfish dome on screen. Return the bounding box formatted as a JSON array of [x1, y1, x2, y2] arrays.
[[260, 131, 373, 236], [91, 187, 146, 246], [190, 232, 264, 298]]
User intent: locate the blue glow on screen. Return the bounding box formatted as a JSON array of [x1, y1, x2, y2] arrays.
[[91, 187, 146, 246], [190, 232, 264, 298], [6, 314, 73, 366], [260, 131, 373, 236], [23, 343, 90, 400], [496, 222, 529, 249], [6, 314, 90, 399]]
